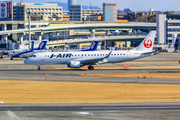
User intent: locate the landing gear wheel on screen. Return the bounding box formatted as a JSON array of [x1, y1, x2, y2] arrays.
[[88, 66, 94, 70], [10, 57, 13, 60], [38, 66, 40, 70]]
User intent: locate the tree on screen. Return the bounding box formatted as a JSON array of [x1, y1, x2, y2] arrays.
[[164, 11, 177, 14]]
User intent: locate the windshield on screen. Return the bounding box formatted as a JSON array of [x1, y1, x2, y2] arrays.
[[30, 55, 36, 57]]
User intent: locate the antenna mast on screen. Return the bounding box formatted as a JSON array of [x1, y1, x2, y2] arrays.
[[20, 0, 23, 6]]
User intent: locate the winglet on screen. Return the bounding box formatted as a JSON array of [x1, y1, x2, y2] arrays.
[[104, 51, 112, 58]]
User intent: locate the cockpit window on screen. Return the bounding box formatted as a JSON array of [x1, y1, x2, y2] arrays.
[[30, 55, 36, 57]]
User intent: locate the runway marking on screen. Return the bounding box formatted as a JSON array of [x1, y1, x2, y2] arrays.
[[7, 110, 19, 120], [8, 67, 12, 69], [42, 66, 180, 70], [79, 73, 180, 79], [74, 112, 93, 115]]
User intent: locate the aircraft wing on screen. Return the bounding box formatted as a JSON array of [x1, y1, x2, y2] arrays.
[[75, 51, 112, 65], [142, 51, 159, 55]]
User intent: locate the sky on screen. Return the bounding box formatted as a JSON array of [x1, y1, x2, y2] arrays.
[[19, 0, 180, 11]]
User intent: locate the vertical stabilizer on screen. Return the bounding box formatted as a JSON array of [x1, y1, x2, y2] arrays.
[[80, 41, 99, 51], [135, 31, 156, 51], [34, 41, 47, 51]]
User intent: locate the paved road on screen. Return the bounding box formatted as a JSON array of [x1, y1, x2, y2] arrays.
[[0, 53, 179, 84]]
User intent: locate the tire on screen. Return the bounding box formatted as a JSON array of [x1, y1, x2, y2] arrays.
[[88, 66, 91, 70], [38, 66, 40, 70], [88, 66, 94, 70], [90, 67, 94, 70]]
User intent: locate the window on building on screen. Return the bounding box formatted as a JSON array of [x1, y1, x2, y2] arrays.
[[167, 23, 180, 26], [168, 28, 180, 32]]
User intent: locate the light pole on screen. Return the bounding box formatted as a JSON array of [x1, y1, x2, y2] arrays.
[[26, 10, 33, 49]]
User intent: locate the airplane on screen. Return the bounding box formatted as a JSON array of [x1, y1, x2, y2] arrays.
[[24, 31, 157, 70], [67, 40, 99, 52], [10, 41, 47, 60]]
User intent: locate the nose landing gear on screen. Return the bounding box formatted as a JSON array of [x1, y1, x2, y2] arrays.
[[37, 64, 40, 70]]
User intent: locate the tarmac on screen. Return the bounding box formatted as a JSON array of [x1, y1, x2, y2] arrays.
[[0, 53, 180, 120]]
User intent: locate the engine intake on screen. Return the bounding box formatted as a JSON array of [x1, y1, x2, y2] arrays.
[[68, 61, 83, 68]]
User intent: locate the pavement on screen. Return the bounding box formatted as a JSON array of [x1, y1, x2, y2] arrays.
[[0, 53, 180, 120]]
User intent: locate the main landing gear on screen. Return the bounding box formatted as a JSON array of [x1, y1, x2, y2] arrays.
[[88, 65, 94, 70], [37, 64, 40, 70]]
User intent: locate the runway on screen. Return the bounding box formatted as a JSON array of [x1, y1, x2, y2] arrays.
[[1, 103, 180, 120], [1, 103, 180, 111]]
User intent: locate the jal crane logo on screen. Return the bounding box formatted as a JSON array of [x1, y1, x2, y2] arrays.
[[144, 39, 152, 48], [1, 3, 5, 8]]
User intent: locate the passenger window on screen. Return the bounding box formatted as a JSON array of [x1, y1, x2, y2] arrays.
[[97, 54, 99, 56], [91, 54, 93, 56], [103, 54, 104, 56], [123, 54, 125, 55], [114, 54, 116, 55], [120, 54, 122, 55], [111, 54, 113, 56], [94, 54, 96, 56], [88, 54, 90, 56]]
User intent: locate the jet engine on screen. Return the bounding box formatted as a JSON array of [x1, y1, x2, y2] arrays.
[[68, 61, 83, 68]]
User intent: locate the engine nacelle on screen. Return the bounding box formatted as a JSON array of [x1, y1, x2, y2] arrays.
[[68, 61, 83, 68]]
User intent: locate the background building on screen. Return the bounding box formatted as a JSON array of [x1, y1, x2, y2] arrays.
[[157, 14, 180, 44], [82, 10, 103, 21], [103, 3, 117, 21], [13, 3, 62, 21], [13, 5, 26, 21], [124, 8, 132, 14], [62, 11, 70, 21], [69, 5, 82, 21], [68, 0, 76, 11]]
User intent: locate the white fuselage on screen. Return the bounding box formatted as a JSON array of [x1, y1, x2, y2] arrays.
[[24, 50, 152, 66]]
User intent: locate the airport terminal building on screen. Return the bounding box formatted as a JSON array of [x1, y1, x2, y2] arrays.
[[157, 14, 180, 44]]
